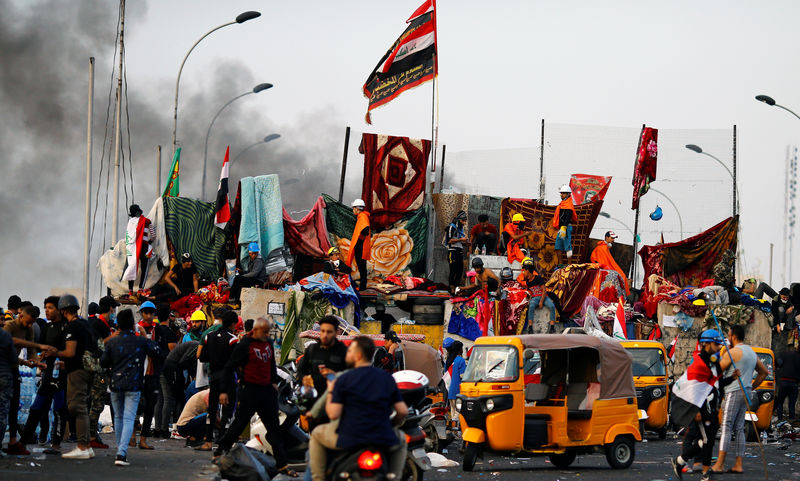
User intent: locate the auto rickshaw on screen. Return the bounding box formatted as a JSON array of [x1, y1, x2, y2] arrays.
[[621, 340, 669, 439], [456, 334, 641, 471]]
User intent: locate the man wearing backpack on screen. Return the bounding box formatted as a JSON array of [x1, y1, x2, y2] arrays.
[[50, 295, 95, 460]]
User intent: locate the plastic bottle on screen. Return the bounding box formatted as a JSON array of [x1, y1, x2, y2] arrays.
[[481, 245, 487, 255]]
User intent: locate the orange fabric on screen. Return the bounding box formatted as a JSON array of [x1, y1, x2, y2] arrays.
[[590, 241, 630, 295], [503, 223, 525, 264], [346, 211, 372, 267], [551, 197, 577, 228]]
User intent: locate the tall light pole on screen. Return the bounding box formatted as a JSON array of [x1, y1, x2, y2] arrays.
[[755, 94, 800, 121], [171, 10, 261, 158], [202, 82, 273, 199], [685, 144, 738, 216], [649, 187, 683, 240], [232, 134, 281, 164], [598, 211, 634, 239]]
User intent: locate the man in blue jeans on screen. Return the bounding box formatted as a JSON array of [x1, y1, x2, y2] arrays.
[[0, 327, 18, 457], [100, 309, 160, 466]]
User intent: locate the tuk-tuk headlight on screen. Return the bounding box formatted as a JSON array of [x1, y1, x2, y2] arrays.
[[455, 398, 463, 412], [485, 399, 495, 411], [760, 391, 773, 403], [651, 387, 664, 399]]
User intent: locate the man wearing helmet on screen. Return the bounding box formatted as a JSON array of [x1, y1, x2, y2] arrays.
[[229, 242, 268, 302], [459, 257, 501, 297], [553, 185, 577, 265], [323, 247, 351, 276], [347, 198, 371, 291], [503, 213, 531, 264]]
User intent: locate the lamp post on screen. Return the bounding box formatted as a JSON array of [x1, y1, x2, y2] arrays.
[[755, 94, 800, 121], [171, 11, 261, 158], [685, 144, 738, 216], [232, 134, 281, 164], [649, 187, 683, 240], [202, 82, 273, 199], [598, 211, 634, 239]]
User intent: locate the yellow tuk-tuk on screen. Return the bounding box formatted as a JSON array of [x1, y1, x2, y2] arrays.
[[456, 335, 641, 471], [621, 340, 669, 438]]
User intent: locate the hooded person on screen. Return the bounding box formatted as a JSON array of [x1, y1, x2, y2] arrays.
[[122, 204, 155, 296], [346, 198, 372, 291], [229, 242, 267, 302], [590, 231, 630, 297], [552, 185, 577, 265]]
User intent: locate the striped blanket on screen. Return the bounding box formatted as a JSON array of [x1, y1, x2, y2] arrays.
[[164, 196, 227, 280]]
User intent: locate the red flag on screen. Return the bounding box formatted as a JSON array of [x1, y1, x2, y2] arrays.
[[631, 126, 658, 209], [569, 174, 612, 205], [613, 297, 628, 340], [667, 335, 678, 363], [214, 147, 231, 229]]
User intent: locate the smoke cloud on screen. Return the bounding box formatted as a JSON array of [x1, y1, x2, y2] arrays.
[[0, 0, 352, 306]]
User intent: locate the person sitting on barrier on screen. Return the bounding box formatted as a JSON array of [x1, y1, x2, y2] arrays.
[[323, 247, 351, 277], [458, 257, 501, 297]]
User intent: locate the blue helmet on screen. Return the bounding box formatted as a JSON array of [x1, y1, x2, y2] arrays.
[[699, 329, 724, 344], [138, 301, 156, 312], [442, 337, 455, 349], [248, 242, 260, 253]]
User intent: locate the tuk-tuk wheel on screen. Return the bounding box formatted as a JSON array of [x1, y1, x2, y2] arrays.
[[462, 442, 480, 472], [605, 436, 635, 469], [548, 450, 576, 469]]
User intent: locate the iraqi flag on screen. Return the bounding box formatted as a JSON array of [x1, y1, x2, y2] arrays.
[[215, 147, 231, 228], [670, 351, 721, 428], [612, 298, 628, 341], [363, 0, 437, 124], [667, 335, 678, 364]]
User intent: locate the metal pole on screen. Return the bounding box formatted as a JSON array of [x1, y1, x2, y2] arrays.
[[172, 20, 237, 158], [784, 146, 790, 286], [83, 57, 95, 316], [111, 0, 125, 244], [338, 126, 350, 203], [732, 125, 737, 216], [630, 124, 645, 286], [202, 91, 250, 200], [733, 124, 739, 282], [156, 145, 162, 195], [539, 119, 545, 201], [439, 144, 447, 193], [769, 243, 774, 286], [649, 187, 684, 240]]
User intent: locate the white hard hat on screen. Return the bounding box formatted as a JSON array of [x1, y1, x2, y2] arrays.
[[559, 184, 572, 194], [351, 198, 366, 208]]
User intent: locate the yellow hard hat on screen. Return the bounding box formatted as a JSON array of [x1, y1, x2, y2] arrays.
[[522, 257, 534, 266], [190, 310, 207, 322], [512, 213, 525, 223], [327, 246, 340, 256]]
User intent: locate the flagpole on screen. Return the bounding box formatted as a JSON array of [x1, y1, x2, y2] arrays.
[[630, 124, 645, 289], [83, 56, 95, 317], [111, 0, 125, 246], [426, 0, 439, 277]]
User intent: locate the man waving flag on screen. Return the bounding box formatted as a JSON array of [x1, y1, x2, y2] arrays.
[[363, 0, 437, 124], [215, 147, 231, 229]]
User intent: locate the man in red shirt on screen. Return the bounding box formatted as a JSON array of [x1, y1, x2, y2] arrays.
[[469, 214, 498, 254]]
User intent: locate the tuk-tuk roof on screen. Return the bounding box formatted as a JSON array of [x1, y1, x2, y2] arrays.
[[480, 334, 636, 400], [620, 340, 667, 351]]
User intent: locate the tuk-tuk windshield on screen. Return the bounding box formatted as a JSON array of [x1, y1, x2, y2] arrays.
[[757, 352, 774, 381], [629, 348, 666, 377], [462, 345, 519, 383]]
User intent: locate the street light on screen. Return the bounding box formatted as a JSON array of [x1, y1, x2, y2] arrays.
[[755, 94, 800, 121], [171, 10, 261, 157], [598, 211, 634, 239], [232, 134, 281, 164], [202, 82, 273, 199], [685, 144, 737, 216], [649, 187, 683, 240]]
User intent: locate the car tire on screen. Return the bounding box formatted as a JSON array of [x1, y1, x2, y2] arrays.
[[462, 442, 480, 472], [605, 436, 635, 469], [548, 450, 577, 469]]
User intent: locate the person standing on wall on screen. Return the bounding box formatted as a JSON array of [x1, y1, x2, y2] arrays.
[[553, 184, 577, 266], [346, 199, 372, 292], [445, 211, 468, 295]]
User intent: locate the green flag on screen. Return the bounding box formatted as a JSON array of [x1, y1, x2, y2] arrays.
[[163, 148, 180, 197]]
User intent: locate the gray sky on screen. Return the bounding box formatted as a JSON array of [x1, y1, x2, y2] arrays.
[[2, 0, 799, 306]]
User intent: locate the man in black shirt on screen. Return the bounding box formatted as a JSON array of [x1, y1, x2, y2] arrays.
[[196, 311, 239, 451], [297, 316, 348, 397], [154, 303, 179, 438], [165, 252, 200, 299], [87, 295, 118, 450], [52, 295, 95, 460], [777, 347, 800, 420]]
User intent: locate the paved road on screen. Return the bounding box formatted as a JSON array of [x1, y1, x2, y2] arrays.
[[3, 432, 799, 480]]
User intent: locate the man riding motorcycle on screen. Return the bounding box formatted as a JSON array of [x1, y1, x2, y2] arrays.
[[297, 316, 348, 397], [306, 336, 408, 481]]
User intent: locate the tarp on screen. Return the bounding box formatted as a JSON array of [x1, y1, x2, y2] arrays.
[[545, 263, 601, 318], [164, 196, 227, 280], [639, 216, 738, 287], [323, 193, 427, 282], [282, 197, 331, 258], [500, 198, 603, 274], [238, 175, 285, 262], [294, 271, 361, 326]]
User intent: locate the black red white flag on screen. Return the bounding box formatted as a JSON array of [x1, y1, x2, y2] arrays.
[[363, 0, 437, 124], [215, 147, 231, 229], [670, 351, 720, 428]]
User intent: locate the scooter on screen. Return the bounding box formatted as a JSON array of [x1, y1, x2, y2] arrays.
[[393, 370, 434, 480]]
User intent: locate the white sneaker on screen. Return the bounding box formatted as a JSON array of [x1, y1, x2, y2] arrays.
[[62, 447, 92, 459], [115, 455, 130, 466]]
